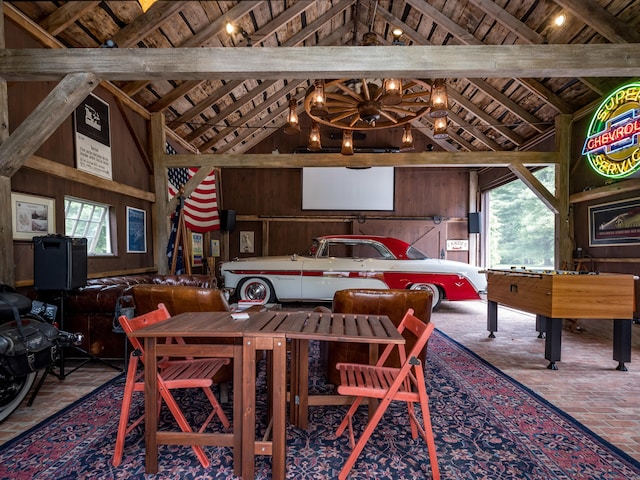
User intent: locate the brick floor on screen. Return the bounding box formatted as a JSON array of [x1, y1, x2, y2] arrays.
[[433, 300, 640, 462], [2, 300, 639, 462]]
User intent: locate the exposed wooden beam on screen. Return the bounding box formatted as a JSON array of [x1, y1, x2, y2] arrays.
[[3, 44, 639, 82], [111, 1, 184, 48], [509, 163, 559, 214], [404, 0, 607, 98], [183, 80, 279, 142], [375, 5, 529, 145], [0, 0, 13, 287], [119, 1, 260, 96], [445, 110, 504, 151], [169, 1, 354, 139], [162, 151, 560, 169], [554, 114, 572, 269], [232, 0, 316, 48], [151, 113, 169, 275], [553, 0, 640, 44], [465, 0, 544, 44], [24, 155, 155, 202], [0, 72, 100, 177], [148, 80, 204, 112], [569, 178, 640, 204], [180, 1, 265, 48], [39, 1, 99, 37], [198, 81, 307, 152]]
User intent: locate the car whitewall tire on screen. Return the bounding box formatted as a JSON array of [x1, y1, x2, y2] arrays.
[[410, 283, 442, 310], [237, 277, 276, 304]]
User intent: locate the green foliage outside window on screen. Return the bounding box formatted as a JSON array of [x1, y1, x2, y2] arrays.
[[488, 167, 555, 269]]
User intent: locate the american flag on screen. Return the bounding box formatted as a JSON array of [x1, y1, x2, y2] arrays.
[[166, 143, 220, 232], [166, 201, 185, 274]]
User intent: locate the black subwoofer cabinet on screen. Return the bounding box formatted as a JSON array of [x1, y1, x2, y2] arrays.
[[33, 236, 88, 291]]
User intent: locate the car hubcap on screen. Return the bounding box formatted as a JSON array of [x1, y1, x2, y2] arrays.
[[245, 282, 266, 301]]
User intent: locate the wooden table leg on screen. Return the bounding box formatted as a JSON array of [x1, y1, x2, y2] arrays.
[[241, 337, 258, 479], [232, 342, 243, 477], [288, 340, 298, 426], [143, 337, 159, 474], [271, 337, 287, 479], [290, 339, 309, 430]]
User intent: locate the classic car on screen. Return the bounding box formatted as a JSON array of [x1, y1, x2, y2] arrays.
[[220, 235, 486, 310]]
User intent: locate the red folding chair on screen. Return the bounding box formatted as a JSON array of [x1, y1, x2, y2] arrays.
[[334, 308, 440, 480], [112, 303, 231, 467]]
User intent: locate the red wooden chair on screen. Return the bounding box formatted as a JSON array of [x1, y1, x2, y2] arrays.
[[334, 308, 440, 480], [112, 303, 231, 467]]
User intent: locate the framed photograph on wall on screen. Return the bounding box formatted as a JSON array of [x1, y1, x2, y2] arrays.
[[126, 206, 147, 253], [11, 192, 56, 241], [210, 239, 220, 257], [240, 231, 254, 254], [589, 197, 640, 246], [191, 232, 203, 266]]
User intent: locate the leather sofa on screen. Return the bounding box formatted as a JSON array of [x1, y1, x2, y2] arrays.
[[324, 288, 433, 385], [52, 274, 215, 358]]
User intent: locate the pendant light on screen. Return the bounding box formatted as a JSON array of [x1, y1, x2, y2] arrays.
[[433, 116, 449, 139], [308, 122, 322, 151], [341, 130, 354, 155], [429, 79, 449, 118], [401, 124, 414, 150], [283, 98, 300, 134]]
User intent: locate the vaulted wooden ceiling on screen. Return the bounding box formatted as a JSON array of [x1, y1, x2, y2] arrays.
[[6, 0, 640, 156]]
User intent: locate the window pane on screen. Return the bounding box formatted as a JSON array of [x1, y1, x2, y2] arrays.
[[487, 167, 555, 269], [64, 197, 113, 256]]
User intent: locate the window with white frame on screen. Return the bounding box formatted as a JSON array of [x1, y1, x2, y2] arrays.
[[64, 197, 112, 255]]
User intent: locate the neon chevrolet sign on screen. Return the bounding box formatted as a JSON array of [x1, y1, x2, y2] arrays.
[[582, 82, 640, 179]]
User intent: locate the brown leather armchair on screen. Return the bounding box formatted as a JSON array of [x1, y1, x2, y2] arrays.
[[132, 284, 230, 315], [325, 288, 432, 385]]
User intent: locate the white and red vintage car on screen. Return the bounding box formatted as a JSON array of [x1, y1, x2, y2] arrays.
[[221, 235, 487, 309]]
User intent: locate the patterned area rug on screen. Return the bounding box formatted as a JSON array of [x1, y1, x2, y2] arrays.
[[1, 330, 639, 479]]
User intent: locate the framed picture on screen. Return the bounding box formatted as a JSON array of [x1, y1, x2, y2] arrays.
[[126, 206, 147, 253], [589, 197, 640, 246], [240, 231, 254, 254], [210, 239, 220, 257], [11, 192, 56, 240], [191, 232, 203, 266]]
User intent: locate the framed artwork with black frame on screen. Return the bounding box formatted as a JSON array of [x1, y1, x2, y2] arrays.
[[589, 197, 640, 246], [126, 206, 147, 253]]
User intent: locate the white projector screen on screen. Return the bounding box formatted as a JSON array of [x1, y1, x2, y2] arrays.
[[302, 167, 395, 211]]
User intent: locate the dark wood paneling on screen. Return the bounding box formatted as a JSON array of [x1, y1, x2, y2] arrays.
[[8, 24, 155, 285], [222, 167, 470, 259]]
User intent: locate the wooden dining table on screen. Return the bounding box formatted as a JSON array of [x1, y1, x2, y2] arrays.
[[128, 309, 404, 479]]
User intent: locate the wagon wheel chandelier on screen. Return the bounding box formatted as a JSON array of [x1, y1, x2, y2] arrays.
[[283, 30, 450, 155]]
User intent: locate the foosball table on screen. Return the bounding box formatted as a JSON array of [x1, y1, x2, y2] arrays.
[[486, 269, 636, 370]]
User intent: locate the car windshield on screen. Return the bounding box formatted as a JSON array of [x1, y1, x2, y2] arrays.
[[305, 239, 321, 256], [406, 245, 428, 260]]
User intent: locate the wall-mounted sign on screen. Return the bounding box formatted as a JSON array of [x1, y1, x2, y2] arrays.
[[582, 82, 640, 179], [74, 93, 112, 180], [446, 239, 469, 251]]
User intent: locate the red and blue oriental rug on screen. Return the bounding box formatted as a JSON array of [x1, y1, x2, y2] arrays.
[[1, 330, 638, 479]]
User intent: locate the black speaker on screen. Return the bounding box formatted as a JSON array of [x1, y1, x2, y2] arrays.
[[33, 236, 88, 291], [220, 209, 236, 232], [468, 212, 481, 234]]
